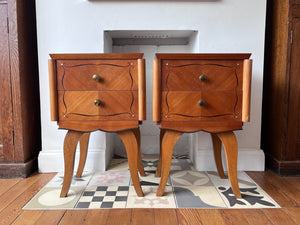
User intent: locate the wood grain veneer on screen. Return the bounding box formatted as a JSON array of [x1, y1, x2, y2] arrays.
[[154, 53, 251, 198], [57, 91, 138, 121], [262, 0, 300, 175], [161, 91, 242, 121], [138, 59, 146, 121], [153, 59, 161, 122], [58, 121, 139, 132], [50, 53, 144, 60], [56, 60, 139, 91], [0, 0, 40, 177], [48, 59, 58, 121], [294, 0, 300, 4], [49, 53, 146, 197], [0, 4, 14, 162], [156, 53, 251, 60], [242, 59, 252, 122], [161, 60, 243, 91]]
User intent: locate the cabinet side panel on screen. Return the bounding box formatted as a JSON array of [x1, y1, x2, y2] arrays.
[[0, 4, 14, 162], [10, 0, 41, 162], [286, 19, 300, 159], [242, 59, 252, 122], [262, 0, 290, 160], [294, 0, 300, 4], [138, 59, 146, 121], [49, 59, 58, 121], [153, 59, 161, 122]]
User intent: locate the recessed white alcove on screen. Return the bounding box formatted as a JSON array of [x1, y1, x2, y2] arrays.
[[103, 30, 198, 158]]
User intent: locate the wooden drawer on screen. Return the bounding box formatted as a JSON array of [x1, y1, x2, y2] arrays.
[[49, 53, 145, 131], [56, 60, 138, 91], [58, 91, 138, 121], [161, 91, 242, 121], [161, 60, 243, 91]]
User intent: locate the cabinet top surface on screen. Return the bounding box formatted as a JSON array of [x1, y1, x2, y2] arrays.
[[155, 53, 251, 60], [49, 53, 144, 60]]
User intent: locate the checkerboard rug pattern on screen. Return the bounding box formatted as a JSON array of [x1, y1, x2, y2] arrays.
[[23, 157, 280, 209], [76, 186, 129, 209]]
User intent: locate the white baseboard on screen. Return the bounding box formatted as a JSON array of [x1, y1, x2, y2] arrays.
[[39, 147, 265, 172], [192, 148, 265, 171], [38, 148, 108, 173]]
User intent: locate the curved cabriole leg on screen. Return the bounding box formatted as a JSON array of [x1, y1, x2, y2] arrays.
[[155, 129, 166, 177], [117, 130, 144, 197], [132, 128, 146, 177], [76, 132, 91, 178], [60, 130, 84, 197], [217, 131, 242, 199], [211, 133, 226, 179], [157, 130, 183, 196]]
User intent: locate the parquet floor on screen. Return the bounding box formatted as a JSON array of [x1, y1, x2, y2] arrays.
[[0, 170, 300, 225]]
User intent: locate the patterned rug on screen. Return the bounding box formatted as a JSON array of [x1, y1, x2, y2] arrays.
[[23, 157, 280, 209]]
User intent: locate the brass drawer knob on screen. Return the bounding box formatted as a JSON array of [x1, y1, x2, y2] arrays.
[[92, 74, 101, 82], [198, 99, 206, 107], [94, 99, 102, 106], [199, 74, 207, 82]]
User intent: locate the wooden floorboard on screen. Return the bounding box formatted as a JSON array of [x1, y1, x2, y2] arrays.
[[283, 207, 300, 224], [246, 171, 299, 207], [0, 173, 55, 225], [239, 209, 272, 225], [11, 210, 44, 225], [11, 210, 66, 225], [0, 171, 299, 224], [197, 209, 226, 225], [220, 209, 251, 225], [106, 209, 132, 225], [82, 209, 110, 225], [58, 210, 88, 225], [0, 178, 21, 198], [0, 173, 49, 212], [132, 208, 155, 225], [262, 171, 300, 205], [154, 209, 179, 225], [176, 209, 202, 225], [262, 208, 298, 225]]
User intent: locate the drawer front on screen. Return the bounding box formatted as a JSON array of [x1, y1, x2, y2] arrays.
[[161, 91, 242, 121], [58, 91, 138, 121], [56, 60, 138, 91], [161, 60, 243, 91]]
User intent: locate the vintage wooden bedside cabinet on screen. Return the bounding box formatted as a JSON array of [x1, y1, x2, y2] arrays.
[[48, 53, 146, 197], [153, 53, 252, 198]]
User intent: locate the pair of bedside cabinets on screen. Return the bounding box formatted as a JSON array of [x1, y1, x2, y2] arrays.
[[49, 53, 252, 199]]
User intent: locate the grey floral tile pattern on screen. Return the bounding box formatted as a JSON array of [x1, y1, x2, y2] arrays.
[[173, 186, 226, 208], [170, 171, 212, 186], [23, 158, 280, 209], [130, 171, 171, 186]]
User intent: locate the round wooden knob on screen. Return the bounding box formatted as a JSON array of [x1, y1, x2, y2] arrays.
[[198, 99, 206, 107], [92, 74, 101, 82], [94, 99, 102, 106], [199, 74, 207, 82]]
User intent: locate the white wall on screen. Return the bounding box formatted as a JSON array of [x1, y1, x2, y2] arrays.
[[36, 0, 266, 172]]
